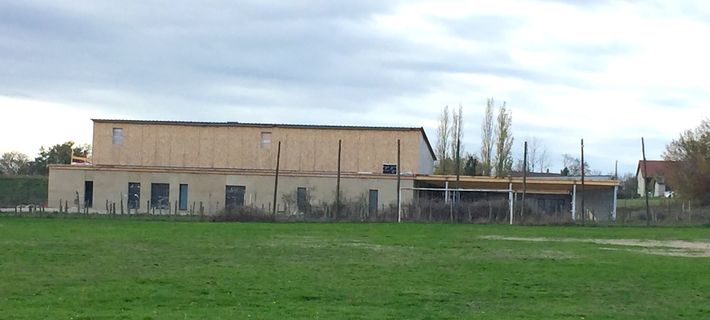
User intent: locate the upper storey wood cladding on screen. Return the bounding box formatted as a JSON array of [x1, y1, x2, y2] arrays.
[[91, 120, 436, 175]]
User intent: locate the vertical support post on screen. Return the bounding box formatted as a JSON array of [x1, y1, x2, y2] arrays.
[[397, 187, 402, 223], [396, 139, 401, 223], [272, 141, 281, 220], [455, 139, 461, 202], [508, 182, 514, 225], [444, 181, 449, 204], [572, 183, 577, 221], [580, 138, 585, 225], [612, 185, 618, 222], [520, 141, 528, 220], [336, 139, 342, 220], [641, 137, 650, 226]]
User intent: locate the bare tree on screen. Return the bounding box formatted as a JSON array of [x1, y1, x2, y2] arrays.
[[435, 106, 450, 174], [449, 105, 464, 174], [561, 154, 591, 176], [494, 104, 514, 177], [527, 137, 550, 173], [0, 151, 30, 175], [480, 99, 495, 176]]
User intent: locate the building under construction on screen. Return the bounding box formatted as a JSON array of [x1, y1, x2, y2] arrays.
[[48, 119, 619, 222]]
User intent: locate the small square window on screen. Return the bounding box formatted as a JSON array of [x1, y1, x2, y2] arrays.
[[112, 128, 124, 145], [260, 132, 272, 149]]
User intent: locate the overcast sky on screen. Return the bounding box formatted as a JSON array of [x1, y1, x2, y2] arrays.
[[1, 0, 708, 175]]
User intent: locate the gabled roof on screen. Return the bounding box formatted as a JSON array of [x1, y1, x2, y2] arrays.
[[636, 160, 673, 178], [92, 119, 437, 160]]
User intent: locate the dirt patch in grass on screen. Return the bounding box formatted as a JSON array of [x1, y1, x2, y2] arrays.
[[481, 235, 710, 258]]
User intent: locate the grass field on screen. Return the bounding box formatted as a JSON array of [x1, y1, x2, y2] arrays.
[[0, 218, 708, 319]]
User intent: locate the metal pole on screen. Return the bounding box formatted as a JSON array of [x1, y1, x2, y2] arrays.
[[642, 137, 650, 226], [272, 141, 281, 219], [444, 181, 449, 204], [336, 139, 341, 220], [571, 183, 577, 221], [509, 182, 514, 225], [520, 141, 527, 220], [612, 185, 618, 222], [580, 138, 585, 225]]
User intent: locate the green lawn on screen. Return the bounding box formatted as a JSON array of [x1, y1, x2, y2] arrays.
[[0, 218, 708, 319]]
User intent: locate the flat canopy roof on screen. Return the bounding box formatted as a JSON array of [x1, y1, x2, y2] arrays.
[[415, 175, 619, 195]]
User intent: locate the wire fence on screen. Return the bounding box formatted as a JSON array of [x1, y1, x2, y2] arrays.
[[3, 195, 708, 226]]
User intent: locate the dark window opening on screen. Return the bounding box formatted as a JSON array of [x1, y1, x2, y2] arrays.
[[225, 185, 246, 212], [179, 184, 188, 211], [128, 182, 141, 209], [84, 181, 93, 208], [383, 164, 397, 174], [297, 187, 308, 213], [368, 189, 379, 216], [151, 183, 170, 209]]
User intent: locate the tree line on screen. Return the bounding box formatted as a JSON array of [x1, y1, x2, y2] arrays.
[[663, 118, 710, 205], [433, 98, 594, 177], [0, 142, 90, 176]]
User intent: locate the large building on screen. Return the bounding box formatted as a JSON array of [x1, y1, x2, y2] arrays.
[[49, 120, 435, 215], [48, 119, 619, 222]]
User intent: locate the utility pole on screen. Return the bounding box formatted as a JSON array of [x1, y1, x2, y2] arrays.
[[520, 141, 528, 220], [455, 139, 461, 203], [396, 139, 401, 223], [642, 137, 650, 226], [272, 141, 281, 220], [336, 139, 341, 220], [580, 139, 585, 225]]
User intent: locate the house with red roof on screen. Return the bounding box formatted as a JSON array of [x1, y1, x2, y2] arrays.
[[636, 160, 673, 197]]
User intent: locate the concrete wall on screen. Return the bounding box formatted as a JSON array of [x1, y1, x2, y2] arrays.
[[92, 122, 435, 175], [48, 166, 414, 214]]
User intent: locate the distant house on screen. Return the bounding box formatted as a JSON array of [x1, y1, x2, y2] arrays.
[[636, 160, 673, 197]]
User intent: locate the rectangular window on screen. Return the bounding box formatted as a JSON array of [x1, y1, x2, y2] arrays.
[[112, 128, 124, 145], [151, 183, 170, 209], [84, 181, 93, 208], [297, 187, 308, 213], [260, 132, 272, 149], [368, 189, 379, 216], [179, 184, 188, 211], [225, 185, 246, 211], [382, 164, 397, 174], [128, 182, 141, 209]]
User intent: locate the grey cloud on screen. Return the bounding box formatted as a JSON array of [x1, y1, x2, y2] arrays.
[[438, 14, 524, 43], [0, 0, 430, 116]]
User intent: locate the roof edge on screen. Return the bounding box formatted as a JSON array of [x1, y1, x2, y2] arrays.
[[91, 119, 424, 131]]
